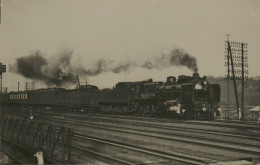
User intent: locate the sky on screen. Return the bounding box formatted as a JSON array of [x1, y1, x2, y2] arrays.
[[0, 0, 259, 91]]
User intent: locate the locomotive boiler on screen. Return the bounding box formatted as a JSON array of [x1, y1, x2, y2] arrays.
[[0, 73, 220, 120]]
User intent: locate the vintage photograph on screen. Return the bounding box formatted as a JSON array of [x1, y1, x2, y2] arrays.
[[0, 0, 260, 164]]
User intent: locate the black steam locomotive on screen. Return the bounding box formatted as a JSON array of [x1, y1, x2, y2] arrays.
[[0, 73, 220, 120]]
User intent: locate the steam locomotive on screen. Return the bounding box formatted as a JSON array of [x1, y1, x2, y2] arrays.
[[0, 73, 220, 120]]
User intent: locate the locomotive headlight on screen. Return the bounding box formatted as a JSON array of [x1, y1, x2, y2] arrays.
[[203, 81, 207, 85], [195, 83, 203, 90], [202, 107, 207, 112]]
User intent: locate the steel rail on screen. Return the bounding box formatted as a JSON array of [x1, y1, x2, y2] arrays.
[[45, 116, 260, 156], [72, 133, 209, 165]]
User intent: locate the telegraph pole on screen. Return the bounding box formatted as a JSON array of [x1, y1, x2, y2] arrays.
[[241, 43, 244, 120], [226, 34, 231, 113], [0, 63, 6, 93], [241, 43, 248, 121], [125, 70, 126, 81], [225, 38, 248, 121], [227, 41, 240, 119]]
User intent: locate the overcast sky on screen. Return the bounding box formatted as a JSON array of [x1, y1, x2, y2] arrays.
[[0, 0, 259, 91]]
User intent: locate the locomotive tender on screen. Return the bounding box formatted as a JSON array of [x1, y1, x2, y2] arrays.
[[0, 73, 220, 120]]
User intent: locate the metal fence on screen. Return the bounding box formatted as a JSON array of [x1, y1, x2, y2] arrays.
[[219, 104, 260, 122]]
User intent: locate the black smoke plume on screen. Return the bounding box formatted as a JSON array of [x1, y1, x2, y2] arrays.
[[9, 50, 76, 86], [75, 60, 135, 76], [10, 48, 198, 87], [9, 50, 135, 87], [142, 48, 198, 72]]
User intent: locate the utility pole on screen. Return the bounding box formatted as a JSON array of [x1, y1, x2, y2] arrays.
[[227, 40, 240, 120], [241, 43, 248, 121], [241, 43, 244, 121], [225, 38, 248, 121], [125, 70, 126, 81], [225, 34, 231, 114], [0, 63, 6, 93], [18, 82, 20, 92], [75, 75, 80, 88]]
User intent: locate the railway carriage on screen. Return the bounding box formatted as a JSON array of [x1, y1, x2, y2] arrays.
[[61, 85, 99, 111], [8, 91, 29, 105], [29, 88, 64, 106]]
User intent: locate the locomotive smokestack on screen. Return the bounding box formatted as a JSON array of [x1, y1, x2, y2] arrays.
[[193, 73, 199, 79]]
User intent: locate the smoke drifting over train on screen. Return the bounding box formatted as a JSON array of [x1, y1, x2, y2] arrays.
[[9, 50, 136, 87], [76, 59, 135, 76], [142, 49, 198, 73], [9, 48, 198, 87], [9, 50, 76, 86]]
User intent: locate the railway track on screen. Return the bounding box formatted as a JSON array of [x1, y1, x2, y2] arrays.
[[72, 133, 208, 165], [30, 110, 260, 138], [6, 110, 260, 144], [36, 109, 260, 130], [7, 112, 259, 161], [2, 108, 260, 164], [41, 115, 260, 155], [3, 106, 260, 128], [0, 116, 211, 164]]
